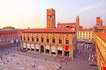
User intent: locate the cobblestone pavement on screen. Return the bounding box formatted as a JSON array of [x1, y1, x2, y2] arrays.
[[19, 51, 97, 70], [0, 53, 60, 70], [76, 42, 96, 65], [0, 46, 98, 70]]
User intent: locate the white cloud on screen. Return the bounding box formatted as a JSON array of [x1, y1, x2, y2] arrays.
[[74, 2, 104, 15]]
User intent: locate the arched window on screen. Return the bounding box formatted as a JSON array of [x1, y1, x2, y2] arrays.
[[59, 39, 62, 44]]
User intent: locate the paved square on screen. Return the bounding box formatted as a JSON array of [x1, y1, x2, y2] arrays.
[[0, 53, 60, 70]]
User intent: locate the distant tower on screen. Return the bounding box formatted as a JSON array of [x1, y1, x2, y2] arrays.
[[96, 17, 103, 27], [47, 8, 56, 28], [100, 19, 103, 26], [76, 16, 80, 26], [76, 16, 80, 30]]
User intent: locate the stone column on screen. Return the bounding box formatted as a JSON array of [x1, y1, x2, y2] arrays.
[[62, 51, 64, 57], [55, 47, 57, 56], [21, 42, 23, 48], [44, 44, 46, 54], [62, 45, 64, 56], [69, 50, 74, 60], [50, 46, 52, 56]]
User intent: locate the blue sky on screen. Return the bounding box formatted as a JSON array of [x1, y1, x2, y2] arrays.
[[0, 0, 105, 28]]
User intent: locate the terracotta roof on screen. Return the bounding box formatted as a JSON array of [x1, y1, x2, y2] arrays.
[[22, 28, 75, 33], [95, 32, 106, 42], [0, 29, 17, 32], [2, 26, 15, 29], [97, 26, 106, 30], [79, 28, 93, 31], [58, 22, 76, 25]]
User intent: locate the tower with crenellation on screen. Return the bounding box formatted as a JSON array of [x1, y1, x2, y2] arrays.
[[96, 17, 103, 27], [47, 8, 56, 28], [76, 16, 80, 30]]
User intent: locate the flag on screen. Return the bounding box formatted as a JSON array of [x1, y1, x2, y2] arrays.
[[64, 45, 69, 51], [103, 67, 106, 70]]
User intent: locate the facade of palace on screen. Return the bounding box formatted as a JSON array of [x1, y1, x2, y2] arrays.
[[94, 32, 106, 70], [95, 26, 106, 33], [76, 29, 93, 42], [21, 28, 75, 57], [20, 8, 81, 57], [0, 27, 20, 47], [93, 17, 106, 70], [0, 7, 106, 70]]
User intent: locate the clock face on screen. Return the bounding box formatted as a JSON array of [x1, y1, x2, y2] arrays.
[[49, 15, 52, 18], [48, 15, 54, 19], [48, 16, 51, 19]]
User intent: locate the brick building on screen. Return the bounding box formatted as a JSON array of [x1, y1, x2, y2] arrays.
[[96, 17, 103, 27], [0, 27, 20, 48], [94, 32, 106, 70], [20, 8, 80, 57], [76, 29, 93, 42], [47, 8, 56, 28]]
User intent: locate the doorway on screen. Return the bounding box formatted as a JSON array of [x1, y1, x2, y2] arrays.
[[45, 49, 49, 54], [64, 51, 69, 56], [51, 52, 56, 55], [36, 49, 39, 52], [57, 50, 62, 56], [40, 45, 44, 53]]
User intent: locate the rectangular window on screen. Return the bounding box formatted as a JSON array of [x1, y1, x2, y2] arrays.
[[21, 36, 22, 40], [24, 37, 25, 41], [52, 38, 55, 43], [32, 37, 34, 42], [59, 39, 62, 44], [46, 39, 49, 43], [36, 38, 39, 42], [27, 37, 29, 41], [41, 38, 44, 42], [66, 40, 69, 44]]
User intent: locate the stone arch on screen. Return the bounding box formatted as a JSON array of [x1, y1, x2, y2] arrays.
[[51, 46, 57, 55], [31, 44, 34, 51], [57, 47, 63, 56], [35, 44, 40, 52], [45, 45, 50, 54], [40, 45, 44, 53]]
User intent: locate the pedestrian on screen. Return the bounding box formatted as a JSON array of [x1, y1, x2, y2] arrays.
[[45, 58, 47, 61], [66, 61, 67, 64]]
